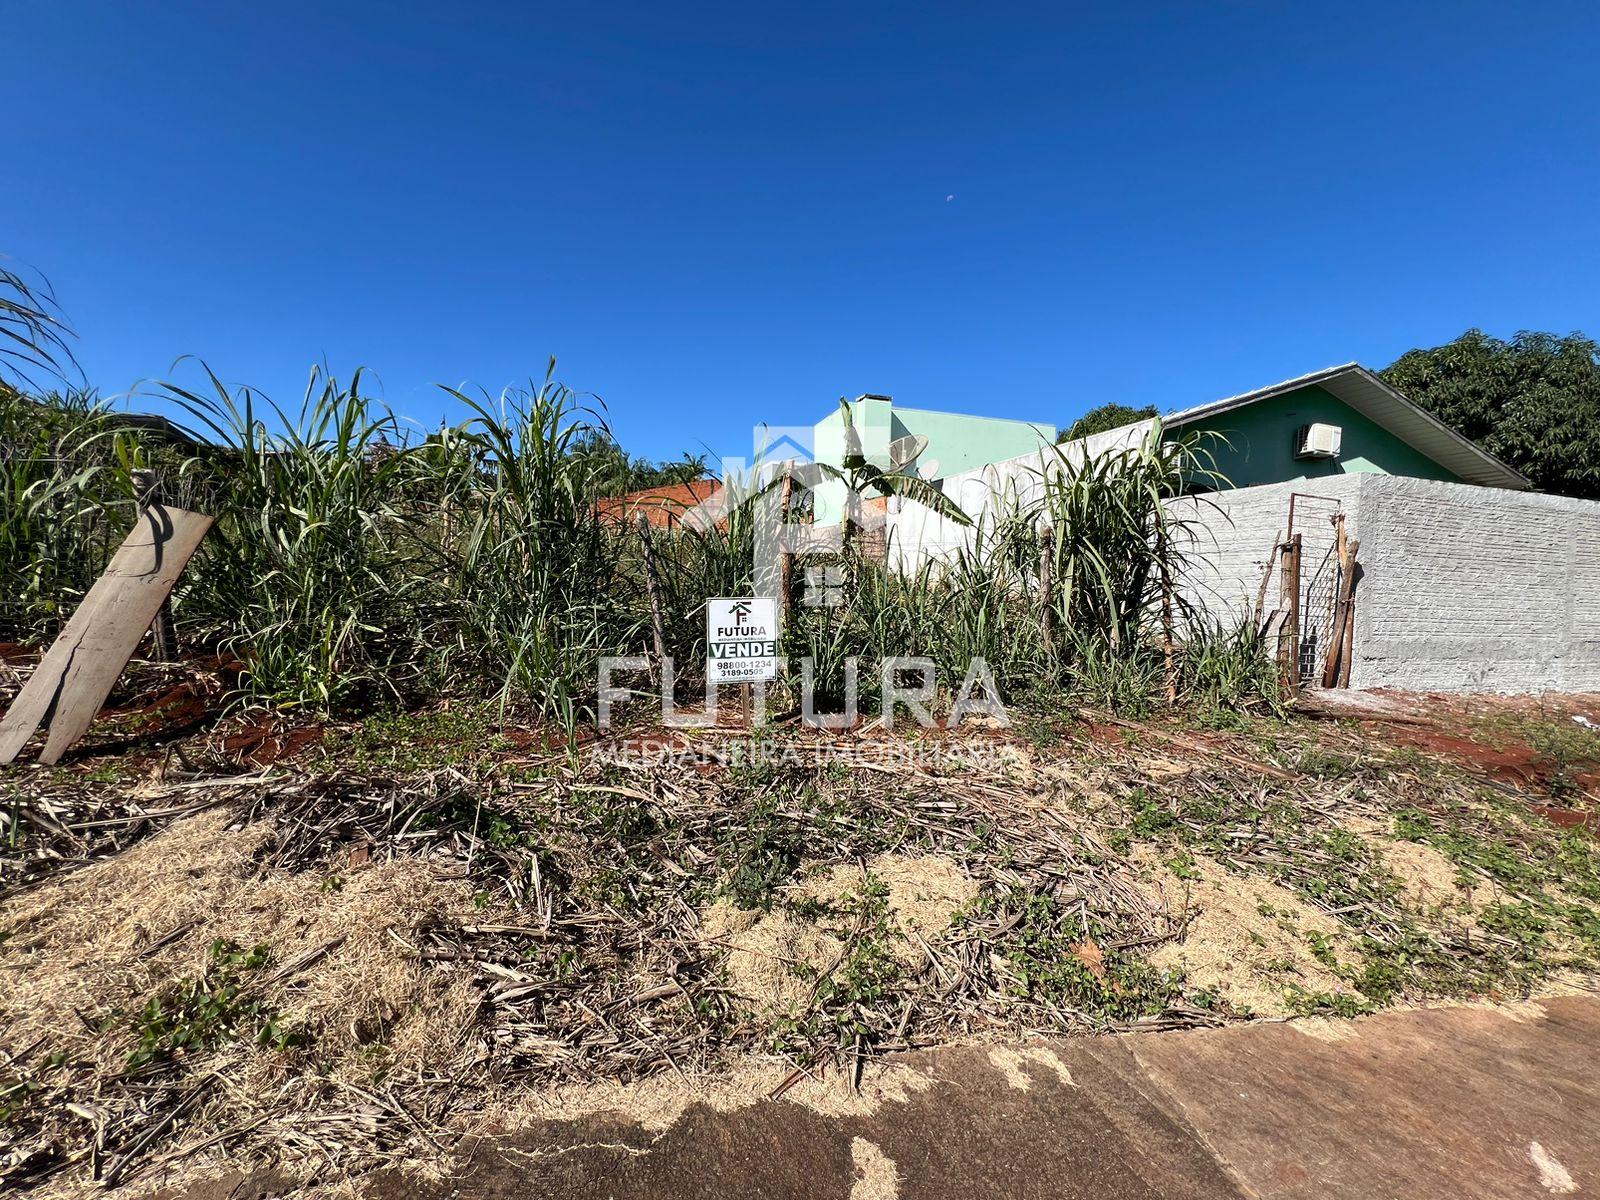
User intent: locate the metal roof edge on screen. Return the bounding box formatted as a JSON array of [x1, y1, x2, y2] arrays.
[[1163, 363, 1531, 491], [1339, 365, 1531, 490], [1162, 363, 1363, 428]]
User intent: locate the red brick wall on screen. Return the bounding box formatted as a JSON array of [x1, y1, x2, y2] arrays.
[[596, 480, 722, 529]]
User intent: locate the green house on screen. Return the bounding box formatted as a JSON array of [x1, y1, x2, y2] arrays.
[[1090, 364, 1528, 491], [808, 394, 1056, 522]]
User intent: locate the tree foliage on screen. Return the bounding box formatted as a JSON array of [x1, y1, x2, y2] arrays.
[[1057, 402, 1157, 443], [1382, 330, 1600, 499]]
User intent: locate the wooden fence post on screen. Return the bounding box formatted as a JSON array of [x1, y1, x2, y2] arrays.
[[634, 512, 668, 677], [777, 463, 794, 633], [1321, 528, 1360, 689], [1159, 570, 1177, 704], [1339, 570, 1357, 687], [1156, 525, 1178, 705], [133, 469, 178, 662], [1254, 535, 1282, 630], [1038, 525, 1055, 657]]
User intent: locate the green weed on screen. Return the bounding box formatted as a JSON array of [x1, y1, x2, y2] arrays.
[[122, 940, 293, 1069]]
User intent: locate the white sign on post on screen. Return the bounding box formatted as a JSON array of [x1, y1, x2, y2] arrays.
[[706, 597, 778, 684]]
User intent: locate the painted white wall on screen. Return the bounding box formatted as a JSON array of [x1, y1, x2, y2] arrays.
[[1345, 477, 1600, 692], [886, 454, 1600, 694]]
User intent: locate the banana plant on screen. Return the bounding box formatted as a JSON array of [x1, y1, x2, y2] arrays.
[[797, 396, 969, 527], [772, 399, 970, 596]]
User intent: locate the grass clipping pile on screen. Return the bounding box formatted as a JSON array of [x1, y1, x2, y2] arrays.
[[5, 704, 1600, 1195], [703, 855, 979, 1018], [1, 807, 486, 1193]]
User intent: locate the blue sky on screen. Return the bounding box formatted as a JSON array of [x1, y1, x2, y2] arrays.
[[5, 2, 1597, 464]]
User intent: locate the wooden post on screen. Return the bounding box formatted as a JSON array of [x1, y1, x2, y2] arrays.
[[634, 512, 668, 676], [840, 492, 858, 600], [1253, 535, 1282, 630], [1321, 531, 1360, 689], [1038, 525, 1055, 657], [133, 470, 178, 662], [1156, 526, 1178, 705], [777, 463, 794, 632], [1338, 554, 1360, 688], [1159, 575, 1177, 704], [1278, 533, 1302, 697]]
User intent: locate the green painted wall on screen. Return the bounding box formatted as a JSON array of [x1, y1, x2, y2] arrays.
[[811, 399, 1055, 522], [1180, 385, 1460, 489], [887, 407, 1056, 478]]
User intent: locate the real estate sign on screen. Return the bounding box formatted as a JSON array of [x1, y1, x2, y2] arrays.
[[706, 597, 778, 684]]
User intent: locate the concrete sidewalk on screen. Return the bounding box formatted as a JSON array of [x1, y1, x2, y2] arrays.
[[364, 995, 1600, 1200]]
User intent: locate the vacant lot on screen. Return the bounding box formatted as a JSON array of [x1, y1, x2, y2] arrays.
[[3, 673, 1599, 1197]]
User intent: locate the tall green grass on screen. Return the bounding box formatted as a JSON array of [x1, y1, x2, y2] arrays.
[[159, 366, 422, 708], [6, 360, 1277, 726], [158, 364, 646, 728], [640, 469, 758, 673], [1, 265, 120, 640], [0, 389, 122, 640], [1032, 418, 1215, 651], [1027, 423, 1278, 713], [1, 270, 653, 724], [423, 368, 636, 735], [0, 262, 77, 393]]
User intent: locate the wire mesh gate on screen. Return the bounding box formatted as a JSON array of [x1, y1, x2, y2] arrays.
[[1290, 494, 1344, 684], [1257, 492, 1356, 692]]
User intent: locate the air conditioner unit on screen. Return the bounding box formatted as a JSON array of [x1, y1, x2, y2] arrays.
[[1294, 422, 1342, 460]]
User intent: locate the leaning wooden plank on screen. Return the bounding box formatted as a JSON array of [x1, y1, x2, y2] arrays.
[[1337, 565, 1360, 688], [1279, 533, 1302, 698], [1260, 608, 1288, 647], [0, 505, 213, 765], [38, 506, 214, 764], [0, 590, 110, 763]]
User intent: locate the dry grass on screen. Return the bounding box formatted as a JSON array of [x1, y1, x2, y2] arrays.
[[467, 1055, 936, 1140], [3, 808, 486, 1082], [800, 854, 978, 966], [703, 852, 979, 1015], [1142, 853, 1353, 1016], [1362, 826, 1498, 919], [702, 898, 844, 1015], [5, 695, 1600, 1196], [2, 809, 266, 1051], [1, 807, 493, 1196]]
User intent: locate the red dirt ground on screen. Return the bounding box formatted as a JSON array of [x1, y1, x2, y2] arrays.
[[1359, 691, 1600, 806], [217, 715, 327, 768]]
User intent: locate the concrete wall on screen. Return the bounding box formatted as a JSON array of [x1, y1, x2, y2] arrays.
[[1172, 476, 1362, 614], [1344, 477, 1600, 692], [888, 458, 1600, 694]]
